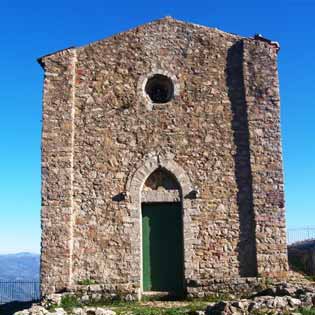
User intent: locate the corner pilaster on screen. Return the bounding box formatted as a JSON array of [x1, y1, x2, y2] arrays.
[[242, 39, 288, 278], [40, 48, 76, 295]]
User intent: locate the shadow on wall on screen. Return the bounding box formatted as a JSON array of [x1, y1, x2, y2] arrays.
[[226, 40, 258, 277]]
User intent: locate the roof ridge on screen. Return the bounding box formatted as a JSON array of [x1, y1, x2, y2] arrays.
[[38, 17, 279, 65]]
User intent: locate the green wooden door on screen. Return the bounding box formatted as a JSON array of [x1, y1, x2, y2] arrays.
[[142, 202, 184, 293]]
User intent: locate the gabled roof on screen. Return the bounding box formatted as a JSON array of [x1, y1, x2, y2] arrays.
[[38, 16, 279, 67]]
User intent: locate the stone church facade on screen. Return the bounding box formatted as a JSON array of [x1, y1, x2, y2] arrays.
[[38, 17, 288, 299]]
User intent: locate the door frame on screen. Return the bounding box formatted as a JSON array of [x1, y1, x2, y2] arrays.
[[126, 155, 194, 299]]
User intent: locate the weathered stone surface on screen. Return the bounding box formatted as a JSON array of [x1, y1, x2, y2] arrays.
[[38, 16, 288, 297], [14, 305, 49, 315], [42, 294, 62, 309], [95, 308, 116, 315], [14, 311, 31, 315], [206, 283, 315, 315], [14, 306, 116, 315], [52, 309, 67, 315], [13, 283, 315, 315]]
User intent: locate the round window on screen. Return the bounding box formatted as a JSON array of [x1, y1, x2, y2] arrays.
[[145, 74, 174, 103]]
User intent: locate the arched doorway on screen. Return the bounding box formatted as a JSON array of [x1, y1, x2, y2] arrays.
[[141, 168, 184, 294]]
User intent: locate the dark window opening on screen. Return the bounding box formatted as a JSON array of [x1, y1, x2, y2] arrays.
[[145, 74, 174, 103]]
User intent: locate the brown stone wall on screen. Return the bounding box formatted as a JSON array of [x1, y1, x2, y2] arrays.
[[243, 39, 289, 277], [39, 17, 288, 297], [40, 48, 76, 295]]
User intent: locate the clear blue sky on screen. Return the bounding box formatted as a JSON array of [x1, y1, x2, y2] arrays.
[[0, 0, 314, 254]]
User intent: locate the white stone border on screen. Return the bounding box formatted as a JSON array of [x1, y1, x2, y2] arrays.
[[126, 153, 193, 206], [142, 190, 180, 203], [137, 69, 181, 111], [126, 153, 195, 298]]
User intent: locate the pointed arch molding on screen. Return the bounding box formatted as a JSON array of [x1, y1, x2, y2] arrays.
[[126, 153, 193, 208], [126, 153, 196, 293]]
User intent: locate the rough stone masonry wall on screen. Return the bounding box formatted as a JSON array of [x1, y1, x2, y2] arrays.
[[40, 48, 76, 295], [243, 39, 288, 277], [39, 17, 288, 298]]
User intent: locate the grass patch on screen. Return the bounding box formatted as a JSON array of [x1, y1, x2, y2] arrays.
[[56, 295, 138, 313], [112, 304, 206, 315], [49, 297, 315, 315], [60, 295, 83, 311], [304, 275, 315, 282], [184, 292, 235, 304], [300, 308, 315, 315], [49, 294, 232, 314], [77, 279, 98, 285]]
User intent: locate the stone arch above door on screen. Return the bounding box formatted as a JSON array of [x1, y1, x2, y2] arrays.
[[142, 168, 180, 203], [126, 153, 196, 295], [126, 153, 193, 208]]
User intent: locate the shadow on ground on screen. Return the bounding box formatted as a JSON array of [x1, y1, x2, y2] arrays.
[[0, 301, 35, 315]]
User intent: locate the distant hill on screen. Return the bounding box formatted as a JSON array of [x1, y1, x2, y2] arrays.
[[0, 253, 40, 303], [0, 253, 40, 281]]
